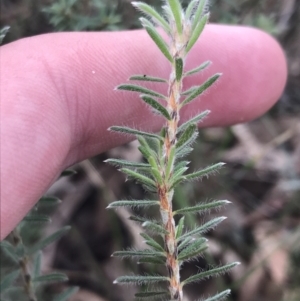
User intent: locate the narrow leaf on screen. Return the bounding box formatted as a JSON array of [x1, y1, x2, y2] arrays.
[[141, 95, 171, 120], [33, 273, 68, 284], [175, 216, 185, 239], [203, 289, 231, 301], [186, 13, 209, 53], [135, 291, 169, 299], [60, 169, 77, 177], [105, 158, 150, 169], [185, 0, 198, 20], [23, 215, 51, 223], [0, 26, 10, 44], [192, 0, 208, 27], [167, 0, 183, 35], [121, 168, 156, 187], [114, 275, 169, 285], [28, 226, 71, 255], [182, 262, 240, 286], [116, 84, 166, 99], [138, 257, 165, 265], [107, 200, 159, 209], [53, 287, 79, 301], [39, 196, 61, 206], [110, 126, 163, 141], [178, 237, 207, 261], [130, 75, 167, 83], [145, 25, 173, 62], [178, 110, 210, 133], [113, 249, 165, 259], [165, 146, 175, 179], [184, 60, 211, 77], [176, 146, 193, 158], [174, 200, 231, 215], [179, 217, 227, 241], [140, 233, 164, 252], [132, 2, 170, 33], [181, 73, 221, 107], [175, 58, 183, 81], [185, 162, 225, 180], [33, 251, 42, 277], [0, 270, 20, 292], [176, 124, 197, 149], [142, 221, 169, 235], [178, 237, 194, 252]]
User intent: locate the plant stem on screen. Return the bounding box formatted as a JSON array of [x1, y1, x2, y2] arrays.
[[11, 229, 37, 301], [158, 37, 185, 301]]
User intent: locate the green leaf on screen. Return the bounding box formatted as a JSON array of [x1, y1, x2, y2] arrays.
[[53, 287, 79, 301], [0, 26, 10, 44], [203, 289, 231, 301], [186, 13, 209, 53], [176, 124, 197, 149], [0, 241, 18, 262], [105, 158, 150, 169], [176, 146, 193, 158], [174, 200, 231, 215], [144, 25, 173, 62], [116, 84, 166, 99], [167, 0, 183, 35], [23, 215, 51, 223], [185, 162, 225, 180], [39, 196, 61, 206], [140, 233, 164, 252], [179, 217, 227, 241], [185, 0, 198, 20], [130, 75, 167, 83], [165, 146, 176, 179], [0, 270, 20, 292], [107, 200, 159, 209], [110, 126, 163, 141], [175, 216, 185, 239], [129, 215, 148, 223], [132, 2, 170, 33], [113, 249, 165, 259], [113, 275, 169, 285], [177, 237, 194, 252], [181, 73, 221, 107], [27, 226, 71, 255], [142, 221, 169, 235], [178, 237, 207, 261], [140, 95, 171, 120], [182, 262, 240, 286], [33, 273, 68, 284], [191, 0, 208, 30], [175, 58, 183, 81], [184, 60, 211, 77], [33, 251, 42, 277], [178, 110, 210, 133], [60, 169, 77, 177], [121, 168, 156, 187], [135, 291, 169, 299]]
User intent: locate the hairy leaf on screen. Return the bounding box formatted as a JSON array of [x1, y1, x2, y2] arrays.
[[174, 200, 231, 215], [145, 25, 173, 62], [203, 289, 231, 301], [130, 75, 167, 83], [178, 110, 210, 133], [185, 0, 198, 20], [33, 273, 68, 284], [116, 84, 166, 99], [182, 262, 240, 286], [185, 162, 225, 180], [175, 216, 185, 239], [175, 58, 183, 81], [179, 217, 227, 241], [110, 126, 163, 141], [184, 60, 211, 77], [140, 233, 165, 252], [114, 275, 169, 285], [23, 215, 51, 223], [167, 0, 183, 35], [113, 249, 165, 259], [39, 196, 61, 206], [135, 290, 170, 299], [186, 13, 209, 53], [181, 73, 221, 107], [141, 95, 171, 120], [121, 168, 156, 187], [60, 169, 77, 177], [107, 200, 159, 209], [142, 221, 169, 235], [176, 124, 197, 149], [105, 158, 150, 169], [132, 2, 170, 33], [178, 238, 207, 261], [191, 0, 208, 30]]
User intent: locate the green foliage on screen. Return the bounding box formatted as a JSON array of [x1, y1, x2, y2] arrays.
[[0, 177, 76, 301], [107, 1, 237, 301], [0, 26, 10, 44]]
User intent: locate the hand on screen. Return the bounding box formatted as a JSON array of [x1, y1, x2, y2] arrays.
[[0, 25, 287, 239]]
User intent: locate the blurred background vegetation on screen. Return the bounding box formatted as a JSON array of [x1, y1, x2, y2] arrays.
[[1, 0, 299, 301]]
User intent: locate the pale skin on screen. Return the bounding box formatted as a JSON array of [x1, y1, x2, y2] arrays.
[[0, 25, 287, 240]]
